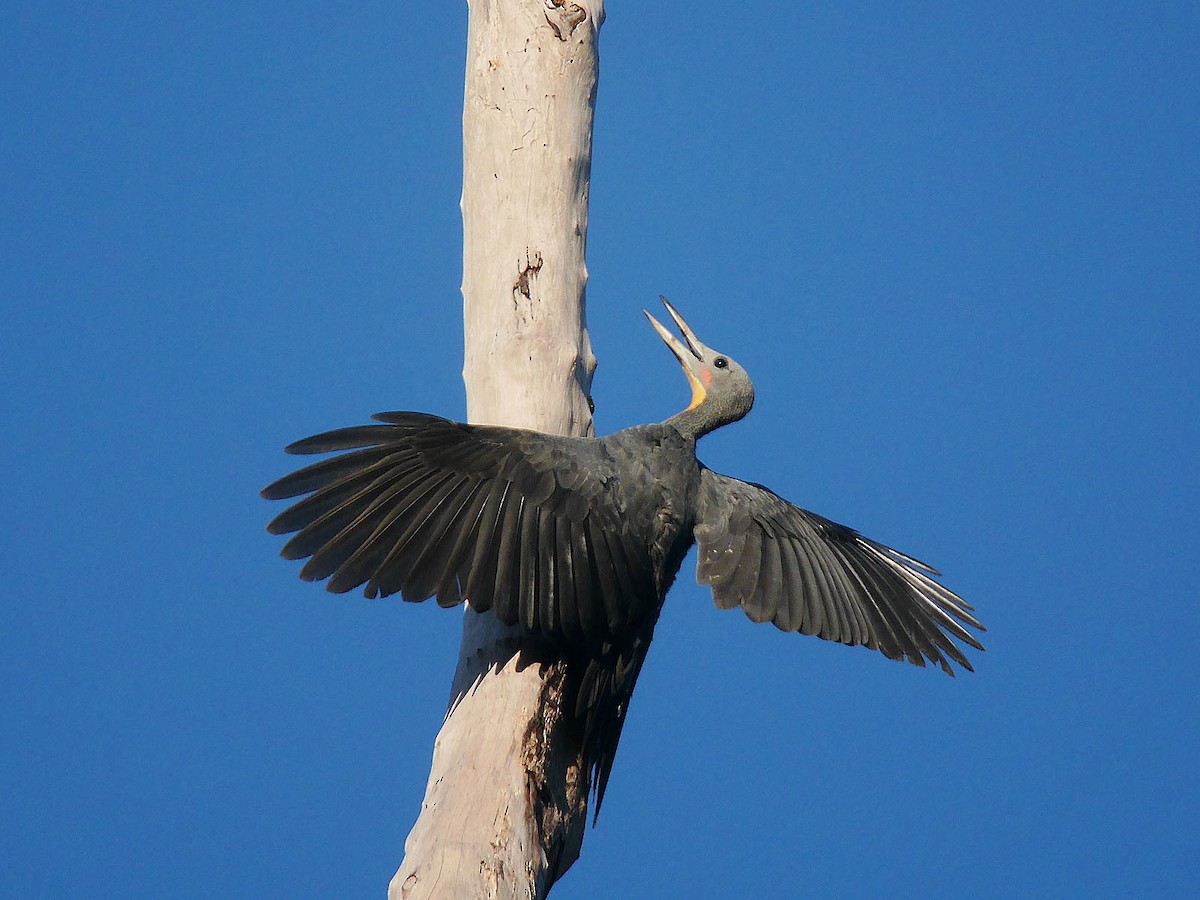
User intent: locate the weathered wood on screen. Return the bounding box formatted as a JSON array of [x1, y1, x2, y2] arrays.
[[391, 1, 604, 896]]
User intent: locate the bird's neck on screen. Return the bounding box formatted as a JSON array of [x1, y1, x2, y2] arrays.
[[664, 404, 725, 440]]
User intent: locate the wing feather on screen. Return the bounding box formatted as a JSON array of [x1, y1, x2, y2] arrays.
[[489, 494, 525, 623], [405, 477, 490, 606], [769, 527, 803, 633], [272, 456, 422, 552], [518, 503, 542, 633], [433, 479, 491, 607], [594, 524, 636, 631], [263, 413, 627, 648], [572, 522, 604, 641], [298, 467, 447, 583], [693, 469, 984, 673], [366, 472, 461, 599], [462, 478, 511, 612], [537, 509, 559, 636], [743, 523, 782, 624], [556, 520, 585, 646], [723, 517, 763, 610], [584, 519, 621, 632]]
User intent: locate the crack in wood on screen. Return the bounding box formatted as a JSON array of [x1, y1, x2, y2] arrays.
[[544, 0, 587, 41], [514, 250, 544, 302]]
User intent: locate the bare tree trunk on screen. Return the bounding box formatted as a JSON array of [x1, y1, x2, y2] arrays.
[[391, 1, 604, 897]]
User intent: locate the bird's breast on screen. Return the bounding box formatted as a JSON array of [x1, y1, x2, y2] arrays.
[[604, 425, 700, 598]]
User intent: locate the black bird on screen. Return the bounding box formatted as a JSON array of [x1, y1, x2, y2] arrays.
[[262, 298, 984, 812]]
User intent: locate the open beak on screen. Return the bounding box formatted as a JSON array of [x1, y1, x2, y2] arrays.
[[643, 296, 709, 411]]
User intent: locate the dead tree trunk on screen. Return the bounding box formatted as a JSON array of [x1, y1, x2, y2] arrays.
[[390, 1, 604, 897]]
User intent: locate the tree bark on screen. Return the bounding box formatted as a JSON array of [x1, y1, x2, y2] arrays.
[[391, 1, 603, 897]]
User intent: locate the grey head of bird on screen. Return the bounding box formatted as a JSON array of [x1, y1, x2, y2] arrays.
[[644, 296, 755, 439]]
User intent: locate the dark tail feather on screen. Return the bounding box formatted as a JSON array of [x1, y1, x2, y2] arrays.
[[572, 631, 653, 822]]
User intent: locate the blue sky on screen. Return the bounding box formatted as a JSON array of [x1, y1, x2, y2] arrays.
[[3, 3, 1197, 898]]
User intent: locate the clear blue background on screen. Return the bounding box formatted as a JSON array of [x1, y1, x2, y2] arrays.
[[4, 3, 1197, 898]]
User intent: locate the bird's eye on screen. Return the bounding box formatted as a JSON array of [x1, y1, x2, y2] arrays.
[[714, 357, 728, 369]]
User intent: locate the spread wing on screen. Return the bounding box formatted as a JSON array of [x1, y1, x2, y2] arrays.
[[694, 469, 985, 674], [261, 412, 659, 648], [263, 411, 667, 814]]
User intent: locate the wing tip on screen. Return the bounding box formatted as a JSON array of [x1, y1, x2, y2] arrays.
[[260, 482, 294, 502]]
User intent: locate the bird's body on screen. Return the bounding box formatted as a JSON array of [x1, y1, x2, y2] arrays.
[[263, 299, 984, 813]]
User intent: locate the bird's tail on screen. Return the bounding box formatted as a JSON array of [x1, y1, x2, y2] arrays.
[[572, 631, 653, 822]]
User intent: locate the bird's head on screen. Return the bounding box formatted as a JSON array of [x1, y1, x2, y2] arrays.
[[644, 296, 755, 438]]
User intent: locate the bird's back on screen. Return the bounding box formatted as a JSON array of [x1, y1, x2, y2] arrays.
[[599, 423, 702, 604]]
